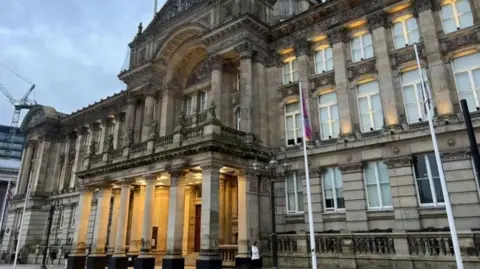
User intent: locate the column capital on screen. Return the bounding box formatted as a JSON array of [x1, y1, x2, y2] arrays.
[[200, 163, 223, 174], [77, 185, 94, 194], [143, 173, 158, 182], [210, 55, 225, 70], [383, 156, 413, 168], [235, 42, 254, 59], [416, 0, 433, 13], [327, 27, 348, 44], [295, 39, 310, 57], [265, 50, 283, 68], [235, 169, 246, 179], [367, 11, 388, 30], [117, 177, 135, 186]]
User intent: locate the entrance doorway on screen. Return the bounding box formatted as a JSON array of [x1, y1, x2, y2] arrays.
[[194, 205, 201, 252]]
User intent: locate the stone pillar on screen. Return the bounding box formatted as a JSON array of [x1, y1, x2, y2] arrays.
[[211, 55, 224, 122], [219, 177, 225, 245], [182, 185, 193, 255], [59, 135, 74, 191], [128, 186, 145, 254], [224, 178, 232, 244], [17, 142, 34, 195], [87, 186, 113, 269], [369, 13, 400, 127], [113, 113, 124, 149], [107, 189, 121, 254], [384, 156, 420, 231], [328, 29, 353, 136], [235, 170, 251, 269], [237, 44, 254, 133], [417, 4, 454, 117], [67, 188, 93, 269], [160, 89, 176, 136], [98, 120, 107, 153], [163, 170, 186, 269], [108, 179, 133, 269], [31, 138, 51, 193], [123, 97, 137, 146], [339, 163, 368, 231], [134, 174, 157, 269], [196, 163, 222, 269], [142, 91, 156, 141], [254, 60, 269, 144], [71, 128, 87, 188]]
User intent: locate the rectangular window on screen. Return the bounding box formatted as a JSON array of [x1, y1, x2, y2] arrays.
[[401, 68, 430, 123], [285, 172, 304, 213], [351, 33, 374, 63], [59, 209, 65, 228], [70, 205, 77, 228], [282, 58, 299, 85], [392, 17, 420, 49], [199, 91, 208, 111], [284, 102, 302, 146], [441, 0, 473, 34], [452, 52, 480, 112], [357, 81, 384, 132], [185, 95, 193, 115], [236, 69, 241, 92], [314, 47, 334, 74], [235, 108, 241, 130], [414, 153, 445, 206], [364, 161, 393, 210], [323, 167, 345, 212], [318, 92, 340, 140]]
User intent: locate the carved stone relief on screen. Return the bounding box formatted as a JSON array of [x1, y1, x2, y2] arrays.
[[186, 58, 212, 87]]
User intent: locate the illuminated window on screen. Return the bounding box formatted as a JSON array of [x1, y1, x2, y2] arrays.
[[452, 52, 480, 112], [314, 46, 333, 74], [318, 92, 339, 140], [440, 0, 473, 34], [357, 81, 384, 132], [282, 58, 299, 85], [351, 33, 374, 63], [401, 68, 430, 123], [392, 17, 419, 49], [284, 102, 302, 146], [323, 168, 344, 212]]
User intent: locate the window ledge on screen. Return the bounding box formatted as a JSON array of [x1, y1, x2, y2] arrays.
[[418, 206, 446, 218], [366, 209, 394, 220], [285, 213, 305, 224], [278, 81, 299, 90], [322, 211, 346, 221], [390, 42, 424, 54]]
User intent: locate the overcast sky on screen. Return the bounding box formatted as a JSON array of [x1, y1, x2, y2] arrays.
[[0, 0, 167, 126]]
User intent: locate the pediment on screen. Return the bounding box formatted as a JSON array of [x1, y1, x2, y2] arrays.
[[20, 105, 62, 132]]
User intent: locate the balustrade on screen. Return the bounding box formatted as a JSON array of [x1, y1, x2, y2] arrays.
[[219, 244, 237, 267]]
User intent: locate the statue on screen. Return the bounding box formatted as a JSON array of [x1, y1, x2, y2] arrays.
[[177, 111, 186, 130], [209, 100, 217, 119], [89, 140, 97, 156], [123, 128, 134, 147], [107, 134, 114, 152], [150, 120, 159, 139]]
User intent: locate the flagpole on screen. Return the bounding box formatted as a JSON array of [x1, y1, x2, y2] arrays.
[[12, 183, 31, 269], [153, 0, 158, 17], [0, 180, 11, 230], [414, 43, 463, 269], [298, 82, 318, 269]]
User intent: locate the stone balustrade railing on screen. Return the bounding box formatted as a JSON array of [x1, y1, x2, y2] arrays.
[[219, 244, 237, 267], [260, 231, 480, 269]]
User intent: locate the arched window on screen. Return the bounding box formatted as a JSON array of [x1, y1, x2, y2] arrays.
[[235, 108, 241, 130]]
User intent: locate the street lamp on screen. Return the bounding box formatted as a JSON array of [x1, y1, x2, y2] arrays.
[[252, 150, 291, 269], [40, 200, 59, 269]]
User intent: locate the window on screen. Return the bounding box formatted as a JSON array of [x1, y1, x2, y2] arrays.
[[452, 52, 480, 112], [364, 162, 392, 209], [282, 58, 299, 85], [285, 172, 304, 213], [236, 69, 241, 92], [314, 46, 334, 74], [235, 108, 241, 130], [279, 0, 297, 17], [440, 0, 473, 34], [471, 158, 480, 197], [184, 95, 193, 115], [351, 33, 374, 63], [284, 102, 302, 146], [70, 205, 77, 228], [59, 209, 65, 228], [199, 91, 208, 111], [392, 17, 419, 49], [318, 92, 340, 139], [401, 68, 430, 123], [357, 81, 384, 132], [323, 168, 344, 211], [414, 153, 444, 206]]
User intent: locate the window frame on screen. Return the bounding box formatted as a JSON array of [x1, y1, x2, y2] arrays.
[[318, 92, 340, 140], [392, 16, 419, 49], [322, 167, 345, 212], [185, 95, 194, 115], [235, 107, 241, 130], [314, 46, 334, 74], [70, 204, 77, 228], [440, 0, 474, 34], [282, 58, 299, 85], [284, 102, 302, 146], [356, 81, 384, 132], [350, 32, 374, 63], [199, 91, 208, 111], [236, 69, 241, 92], [413, 154, 445, 207], [285, 172, 304, 214], [400, 68, 430, 123], [364, 161, 393, 210], [451, 53, 480, 111], [470, 158, 480, 199]]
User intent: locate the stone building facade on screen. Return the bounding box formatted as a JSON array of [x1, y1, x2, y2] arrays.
[[3, 0, 480, 269]]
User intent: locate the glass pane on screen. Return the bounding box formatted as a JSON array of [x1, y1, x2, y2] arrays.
[[283, 63, 290, 73], [433, 177, 445, 203], [295, 113, 302, 138], [320, 107, 329, 121], [325, 197, 334, 209], [358, 97, 369, 113], [331, 105, 339, 120], [455, 72, 471, 92], [380, 183, 393, 206], [427, 153, 440, 178], [297, 192, 304, 211], [287, 176, 295, 192], [417, 178, 433, 204], [363, 33, 372, 46], [365, 163, 377, 184], [403, 85, 416, 105], [352, 49, 362, 62], [443, 18, 457, 34], [406, 17, 418, 31], [337, 197, 345, 209], [325, 47, 333, 59], [320, 92, 337, 104], [441, 4, 454, 19], [286, 102, 299, 113], [394, 36, 406, 49], [367, 185, 380, 207], [283, 74, 290, 84], [336, 187, 344, 199], [371, 94, 382, 111], [334, 168, 343, 187], [292, 60, 298, 70], [393, 22, 404, 36], [378, 162, 390, 183], [358, 81, 378, 95], [288, 193, 296, 211], [473, 69, 480, 90], [332, 121, 340, 138], [360, 114, 371, 131], [326, 59, 334, 71], [351, 37, 361, 49], [364, 45, 374, 59], [414, 155, 429, 179], [460, 12, 473, 28], [459, 91, 476, 111], [286, 116, 294, 139], [321, 123, 330, 138], [457, 0, 471, 13], [453, 53, 480, 70], [316, 63, 324, 73], [408, 29, 420, 44], [324, 170, 333, 188]]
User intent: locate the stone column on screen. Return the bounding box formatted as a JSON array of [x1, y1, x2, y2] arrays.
[[182, 185, 193, 255], [369, 13, 400, 128], [109, 179, 133, 269], [31, 138, 51, 193], [98, 120, 107, 153], [211, 55, 224, 122], [107, 189, 121, 254], [328, 28, 353, 136], [384, 156, 420, 231], [339, 163, 368, 231], [59, 134, 74, 191], [417, 3, 454, 117], [128, 186, 145, 253], [18, 142, 34, 195], [237, 44, 254, 133], [224, 178, 232, 244], [142, 91, 156, 141], [87, 185, 113, 269], [162, 170, 186, 269], [71, 127, 87, 188], [160, 89, 176, 136], [235, 170, 250, 269], [219, 176, 225, 245], [196, 163, 222, 269], [123, 96, 137, 146], [67, 188, 93, 269], [113, 113, 124, 149], [134, 174, 157, 269]]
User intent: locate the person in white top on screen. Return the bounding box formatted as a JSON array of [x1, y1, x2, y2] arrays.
[[251, 241, 261, 269]]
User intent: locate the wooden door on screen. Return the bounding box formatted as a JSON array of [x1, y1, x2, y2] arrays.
[[194, 205, 201, 252]]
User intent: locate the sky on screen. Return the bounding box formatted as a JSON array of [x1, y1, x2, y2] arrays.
[[0, 0, 167, 126]]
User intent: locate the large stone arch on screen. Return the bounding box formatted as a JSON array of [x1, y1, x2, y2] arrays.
[[20, 105, 63, 132]]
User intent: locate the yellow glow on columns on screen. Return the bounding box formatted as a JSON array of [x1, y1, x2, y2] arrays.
[[340, 119, 352, 135]]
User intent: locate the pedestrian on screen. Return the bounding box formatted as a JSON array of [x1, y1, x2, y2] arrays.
[[251, 241, 261, 269]]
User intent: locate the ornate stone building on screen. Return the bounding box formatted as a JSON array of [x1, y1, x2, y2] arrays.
[[3, 0, 480, 269]]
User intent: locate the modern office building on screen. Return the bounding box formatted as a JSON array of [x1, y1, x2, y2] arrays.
[[3, 0, 480, 269]]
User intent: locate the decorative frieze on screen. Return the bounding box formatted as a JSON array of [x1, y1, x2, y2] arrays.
[[295, 39, 310, 57], [440, 30, 480, 54], [390, 44, 426, 68], [277, 83, 300, 100], [367, 11, 387, 30], [186, 58, 212, 87], [415, 0, 433, 13], [347, 59, 377, 81], [440, 149, 471, 162], [383, 156, 413, 169], [311, 71, 335, 91], [265, 50, 282, 68], [338, 163, 363, 174], [327, 27, 348, 45]]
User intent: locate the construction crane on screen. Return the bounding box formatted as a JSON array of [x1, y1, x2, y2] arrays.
[[0, 62, 36, 160]]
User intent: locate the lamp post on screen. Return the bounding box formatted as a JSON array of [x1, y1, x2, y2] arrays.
[[40, 200, 59, 269], [252, 150, 291, 269]]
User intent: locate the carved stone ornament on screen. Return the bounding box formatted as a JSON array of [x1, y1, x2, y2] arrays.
[[186, 58, 212, 87], [416, 0, 433, 13], [107, 134, 114, 152], [338, 163, 363, 174], [208, 100, 217, 119], [278, 83, 299, 100], [295, 39, 310, 57], [440, 149, 470, 162], [149, 120, 159, 139], [348, 59, 377, 81], [383, 156, 412, 168], [235, 42, 254, 59], [123, 127, 134, 148], [177, 111, 187, 130], [201, 163, 222, 174], [210, 55, 225, 70], [89, 140, 97, 157], [327, 27, 348, 45], [440, 32, 480, 54], [265, 50, 282, 68], [391, 45, 425, 67], [367, 11, 387, 30], [311, 72, 335, 91]]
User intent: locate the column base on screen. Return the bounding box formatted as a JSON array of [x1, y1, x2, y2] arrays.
[[67, 255, 86, 269], [108, 255, 128, 269], [235, 256, 251, 269], [196, 253, 222, 269], [133, 255, 155, 269], [86, 255, 108, 269], [162, 255, 184, 269]]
